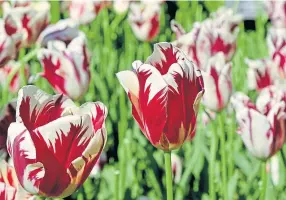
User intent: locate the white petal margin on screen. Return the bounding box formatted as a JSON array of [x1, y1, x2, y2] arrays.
[[7, 122, 36, 161], [16, 85, 75, 123], [136, 63, 168, 104], [116, 70, 139, 97], [236, 108, 272, 159], [37, 19, 79, 47]]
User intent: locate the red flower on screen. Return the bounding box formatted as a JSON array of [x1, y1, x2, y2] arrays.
[[202, 53, 232, 112], [2, 1, 50, 47], [0, 160, 33, 200], [37, 33, 90, 100], [67, 0, 111, 24], [128, 1, 160, 41], [7, 85, 108, 198], [171, 8, 241, 70], [0, 101, 16, 159], [231, 92, 286, 160], [246, 58, 279, 91], [0, 61, 29, 93], [117, 43, 204, 151]]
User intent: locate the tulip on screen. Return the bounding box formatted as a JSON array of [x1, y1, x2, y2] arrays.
[[117, 42, 204, 151], [233, 93, 285, 160], [0, 101, 16, 160], [68, 0, 110, 24], [201, 53, 232, 112], [0, 160, 33, 200], [171, 8, 241, 70], [7, 85, 108, 198], [265, 0, 286, 28], [37, 32, 90, 100], [0, 61, 29, 93], [37, 19, 79, 47], [230, 92, 256, 112], [256, 86, 286, 115], [267, 28, 286, 78], [0, 19, 22, 68], [171, 154, 182, 184], [245, 58, 279, 91], [128, 1, 160, 41], [2, 1, 50, 47]]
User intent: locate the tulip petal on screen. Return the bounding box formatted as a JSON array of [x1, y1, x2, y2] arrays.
[[236, 108, 272, 159], [0, 182, 17, 200], [146, 43, 181, 75], [17, 85, 76, 130], [37, 19, 79, 47], [162, 59, 204, 148], [116, 70, 145, 133], [136, 64, 168, 146]]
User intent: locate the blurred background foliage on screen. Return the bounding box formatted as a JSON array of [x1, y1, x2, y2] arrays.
[[4, 1, 286, 200]]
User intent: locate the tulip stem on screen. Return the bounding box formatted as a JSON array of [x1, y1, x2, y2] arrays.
[[164, 151, 173, 200], [209, 121, 217, 200], [218, 112, 228, 200], [114, 170, 120, 200], [260, 162, 267, 200]]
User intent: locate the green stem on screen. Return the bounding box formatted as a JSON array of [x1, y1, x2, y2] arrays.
[[50, 0, 60, 24], [218, 112, 228, 200], [115, 170, 120, 200], [209, 121, 217, 200], [164, 151, 173, 200], [260, 162, 267, 200]]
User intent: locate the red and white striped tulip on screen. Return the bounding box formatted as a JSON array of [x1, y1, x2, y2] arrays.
[[2, 1, 50, 47], [0, 61, 29, 93], [230, 92, 256, 112], [234, 99, 286, 160], [202, 53, 232, 112], [246, 58, 279, 91], [265, 0, 286, 28], [117, 42, 204, 151], [171, 153, 182, 184], [267, 28, 286, 78], [171, 8, 241, 70], [68, 0, 110, 24], [7, 85, 108, 198], [0, 19, 21, 68], [128, 1, 160, 41], [37, 19, 79, 47], [0, 160, 33, 200], [37, 33, 90, 100], [0, 101, 16, 158], [256, 86, 286, 115]]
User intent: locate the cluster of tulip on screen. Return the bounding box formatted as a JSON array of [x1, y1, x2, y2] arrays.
[[0, 0, 285, 200]]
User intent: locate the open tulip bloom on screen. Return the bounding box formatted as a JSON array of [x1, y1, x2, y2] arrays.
[[231, 92, 286, 160], [202, 53, 232, 112], [37, 32, 90, 100], [128, 1, 160, 41], [0, 160, 34, 200], [7, 85, 107, 198], [171, 7, 241, 70], [117, 42, 204, 200], [2, 1, 50, 47], [117, 42, 204, 151]]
